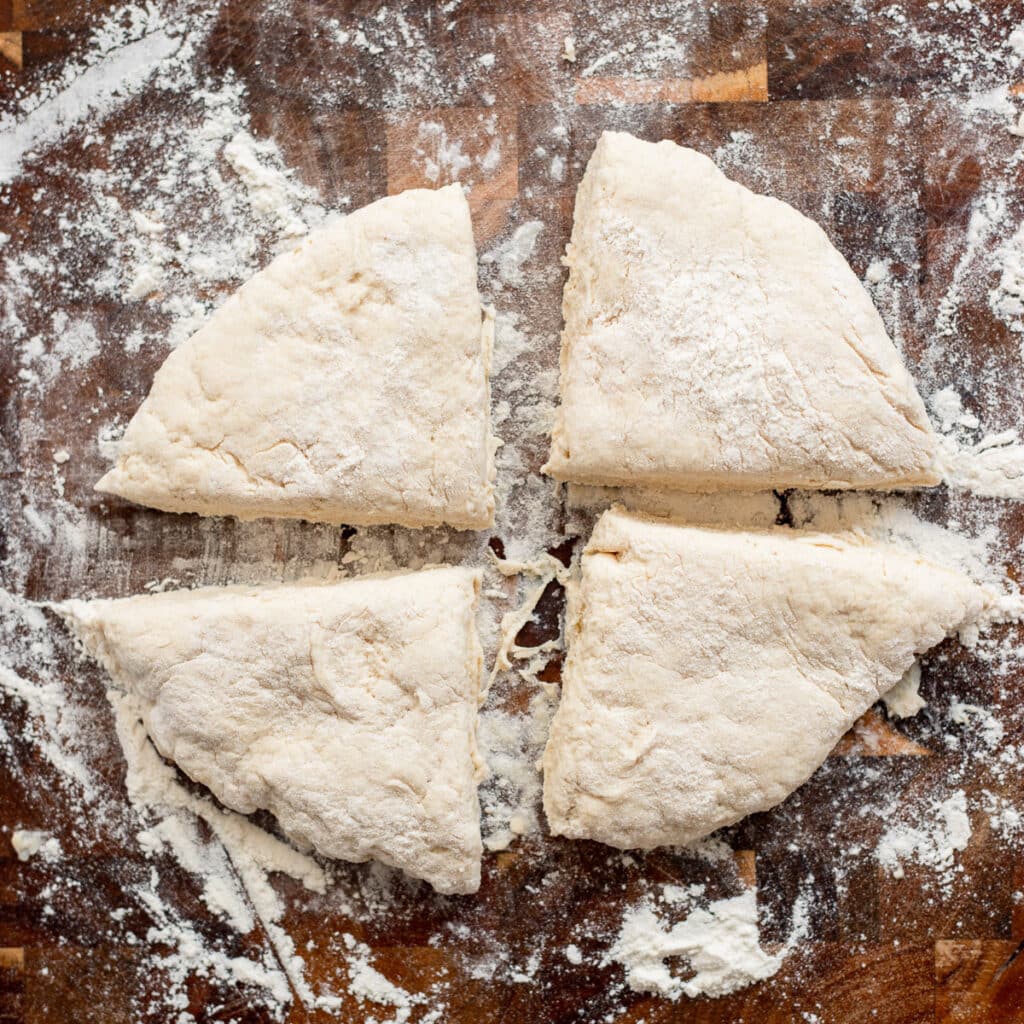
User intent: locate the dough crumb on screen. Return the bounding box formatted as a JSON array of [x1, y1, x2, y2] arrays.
[[883, 663, 925, 719], [865, 258, 889, 283], [11, 829, 62, 863]]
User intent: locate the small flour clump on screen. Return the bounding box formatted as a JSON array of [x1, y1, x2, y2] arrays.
[[10, 829, 62, 863], [876, 790, 972, 888], [610, 887, 803, 999], [949, 701, 1005, 750], [865, 258, 889, 284], [930, 386, 1024, 500], [930, 386, 979, 433]]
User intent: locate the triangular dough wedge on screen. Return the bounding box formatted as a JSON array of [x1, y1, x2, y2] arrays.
[[543, 508, 992, 849], [61, 568, 486, 894], [544, 131, 940, 491], [97, 185, 495, 529]]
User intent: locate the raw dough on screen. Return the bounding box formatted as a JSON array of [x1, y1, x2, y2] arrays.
[[544, 131, 940, 491], [61, 567, 486, 894], [97, 185, 496, 529], [542, 507, 991, 849]]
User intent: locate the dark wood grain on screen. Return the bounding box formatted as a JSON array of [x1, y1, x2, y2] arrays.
[[2, 1, 1024, 1022]]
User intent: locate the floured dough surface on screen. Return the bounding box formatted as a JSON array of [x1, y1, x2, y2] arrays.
[[97, 184, 496, 529], [62, 567, 486, 894], [542, 508, 990, 850], [545, 131, 940, 491]]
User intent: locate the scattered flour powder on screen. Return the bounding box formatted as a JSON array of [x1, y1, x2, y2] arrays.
[[480, 221, 546, 291], [611, 886, 810, 999], [414, 121, 473, 184], [3, 0, 1024, 1019], [0, 8, 185, 186], [876, 791, 973, 890]]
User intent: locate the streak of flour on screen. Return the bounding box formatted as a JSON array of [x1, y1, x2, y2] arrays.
[[0, 1, 566, 1015], [0, 7, 183, 185], [3, 0, 1024, 1019], [2, 2, 400, 1018]]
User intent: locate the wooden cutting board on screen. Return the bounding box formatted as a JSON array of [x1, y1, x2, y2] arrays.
[[2, 2, 1024, 1022]]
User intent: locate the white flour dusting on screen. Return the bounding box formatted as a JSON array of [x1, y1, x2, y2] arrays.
[[481, 221, 546, 291], [985, 791, 1024, 839], [949, 701, 1005, 750], [477, 693, 556, 852], [0, 12, 184, 185], [921, 387, 1024, 499], [0, 593, 99, 797], [932, 186, 1011, 346], [940, 431, 1024, 499], [415, 121, 473, 184], [990, 221, 1024, 331], [930, 386, 980, 433], [610, 886, 809, 999], [876, 790, 972, 889], [343, 934, 419, 1023], [575, 4, 752, 81], [2, 0, 1024, 1018], [222, 132, 312, 238]]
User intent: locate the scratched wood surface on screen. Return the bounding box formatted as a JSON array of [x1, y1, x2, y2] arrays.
[[3, 1, 1024, 1022]]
